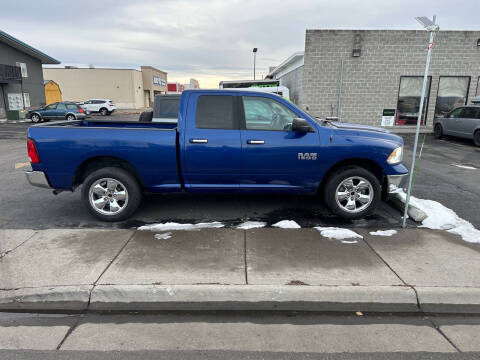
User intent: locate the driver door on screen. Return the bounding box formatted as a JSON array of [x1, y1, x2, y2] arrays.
[[239, 95, 320, 192]]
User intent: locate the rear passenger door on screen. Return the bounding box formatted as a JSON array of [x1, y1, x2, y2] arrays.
[[183, 94, 241, 190], [443, 107, 463, 135], [458, 107, 478, 137], [54, 103, 67, 119]]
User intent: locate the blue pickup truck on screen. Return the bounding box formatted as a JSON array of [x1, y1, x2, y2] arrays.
[[26, 89, 407, 221]]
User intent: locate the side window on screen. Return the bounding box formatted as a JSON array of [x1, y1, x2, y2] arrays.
[[16, 62, 28, 77], [45, 104, 57, 110], [448, 108, 463, 118], [56, 103, 67, 110], [460, 107, 476, 118], [243, 96, 297, 131], [196, 95, 235, 129], [66, 104, 78, 110]]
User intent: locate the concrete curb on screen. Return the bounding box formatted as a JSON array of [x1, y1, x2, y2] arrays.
[[0, 285, 92, 311], [89, 284, 419, 312], [416, 286, 480, 314]]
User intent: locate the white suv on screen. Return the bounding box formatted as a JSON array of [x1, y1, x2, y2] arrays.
[[83, 99, 116, 116]]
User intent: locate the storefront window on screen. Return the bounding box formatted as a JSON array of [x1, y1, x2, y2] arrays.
[[434, 76, 470, 118], [396, 76, 431, 126]]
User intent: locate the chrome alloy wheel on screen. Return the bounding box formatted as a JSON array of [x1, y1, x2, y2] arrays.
[[335, 176, 373, 213], [88, 178, 129, 216]]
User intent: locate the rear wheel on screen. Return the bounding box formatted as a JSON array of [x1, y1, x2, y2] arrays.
[[66, 114, 75, 121], [81, 167, 142, 221], [434, 123, 443, 139], [474, 130, 480, 147], [100, 108, 108, 116], [31, 113, 41, 123], [324, 166, 381, 219]]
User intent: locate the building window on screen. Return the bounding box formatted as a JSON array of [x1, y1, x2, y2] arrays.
[[23, 93, 30, 108], [396, 76, 432, 126], [476, 76, 480, 96], [15, 62, 28, 77], [434, 76, 470, 118]]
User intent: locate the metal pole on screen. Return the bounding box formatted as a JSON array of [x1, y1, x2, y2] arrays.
[[253, 52, 256, 80], [402, 22, 437, 228], [337, 59, 344, 121]]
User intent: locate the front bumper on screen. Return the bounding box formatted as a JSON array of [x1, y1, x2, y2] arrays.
[[386, 173, 407, 193], [25, 170, 51, 189]]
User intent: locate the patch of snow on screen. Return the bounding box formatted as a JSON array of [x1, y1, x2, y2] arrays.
[[272, 220, 301, 229], [397, 190, 480, 243], [154, 232, 172, 240], [237, 221, 267, 230], [314, 227, 363, 241], [452, 164, 477, 170], [369, 229, 398, 237], [138, 222, 224, 231]]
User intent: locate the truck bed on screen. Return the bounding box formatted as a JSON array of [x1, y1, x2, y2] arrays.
[[28, 120, 181, 192]]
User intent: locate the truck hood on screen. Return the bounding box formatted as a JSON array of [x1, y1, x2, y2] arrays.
[[330, 122, 390, 133]]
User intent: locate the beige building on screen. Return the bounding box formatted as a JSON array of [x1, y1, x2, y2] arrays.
[[141, 66, 167, 107], [42, 66, 167, 109]]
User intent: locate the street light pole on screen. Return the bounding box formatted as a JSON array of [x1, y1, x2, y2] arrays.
[[253, 48, 258, 80], [402, 16, 439, 228]]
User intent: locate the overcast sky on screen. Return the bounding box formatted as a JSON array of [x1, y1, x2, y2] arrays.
[[1, 0, 479, 88]]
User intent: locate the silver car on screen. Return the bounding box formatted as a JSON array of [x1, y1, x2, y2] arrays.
[[434, 105, 480, 146]]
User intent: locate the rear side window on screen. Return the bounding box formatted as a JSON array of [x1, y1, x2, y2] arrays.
[[460, 107, 477, 118], [196, 95, 235, 129], [56, 103, 67, 110], [66, 104, 78, 110]]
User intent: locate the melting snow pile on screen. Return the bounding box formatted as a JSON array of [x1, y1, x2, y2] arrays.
[[138, 222, 224, 231], [154, 232, 172, 240], [237, 221, 267, 230], [315, 227, 363, 243], [272, 220, 301, 229], [397, 190, 480, 243], [369, 229, 397, 237]]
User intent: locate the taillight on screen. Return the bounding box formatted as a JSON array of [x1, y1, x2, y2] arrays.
[[27, 138, 40, 163], [78, 108, 85, 113], [109, 103, 114, 106]]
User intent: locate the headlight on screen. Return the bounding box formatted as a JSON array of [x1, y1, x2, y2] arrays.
[[387, 146, 403, 164]]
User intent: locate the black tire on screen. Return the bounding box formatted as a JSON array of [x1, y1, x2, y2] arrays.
[[66, 114, 75, 121], [323, 166, 381, 220], [434, 123, 443, 139], [100, 108, 108, 116], [139, 111, 153, 122], [81, 167, 142, 222], [474, 130, 480, 147], [31, 113, 41, 123]]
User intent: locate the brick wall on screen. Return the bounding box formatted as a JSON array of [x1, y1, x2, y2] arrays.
[[301, 30, 480, 126]]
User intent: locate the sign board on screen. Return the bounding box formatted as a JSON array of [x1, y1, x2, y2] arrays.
[[381, 109, 396, 127], [153, 76, 166, 87], [8, 93, 24, 110]]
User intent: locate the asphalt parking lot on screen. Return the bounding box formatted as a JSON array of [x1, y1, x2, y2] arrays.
[[0, 116, 479, 230]]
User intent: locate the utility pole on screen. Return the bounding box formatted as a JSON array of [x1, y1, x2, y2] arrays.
[[402, 16, 439, 228], [253, 48, 258, 80]]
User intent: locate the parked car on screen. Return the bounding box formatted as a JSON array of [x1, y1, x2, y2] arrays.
[[28, 102, 87, 123], [72, 101, 90, 115], [25, 89, 408, 221], [83, 99, 116, 116], [434, 105, 480, 146]]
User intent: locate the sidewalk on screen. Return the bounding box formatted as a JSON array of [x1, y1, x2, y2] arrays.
[[1, 227, 479, 313]]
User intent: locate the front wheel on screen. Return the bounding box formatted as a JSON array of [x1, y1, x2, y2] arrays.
[[324, 166, 381, 219], [434, 123, 443, 139], [81, 167, 142, 221], [31, 113, 41, 123]]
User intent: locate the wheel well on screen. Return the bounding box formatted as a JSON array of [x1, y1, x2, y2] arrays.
[[30, 112, 41, 119], [65, 113, 76, 119], [72, 156, 144, 189], [318, 158, 386, 195], [100, 107, 108, 111]]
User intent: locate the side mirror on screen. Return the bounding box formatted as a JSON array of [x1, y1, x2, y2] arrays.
[[291, 118, 314, 133]]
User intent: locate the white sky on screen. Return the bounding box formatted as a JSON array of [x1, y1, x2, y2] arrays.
[[1, 0, 479, 88]]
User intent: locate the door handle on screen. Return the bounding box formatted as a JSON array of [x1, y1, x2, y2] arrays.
[[190, 138, 208, 144], [247, 140, 265, 145]]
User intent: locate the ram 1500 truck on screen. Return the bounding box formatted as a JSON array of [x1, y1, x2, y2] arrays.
[[26, 89, 408, 222]]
